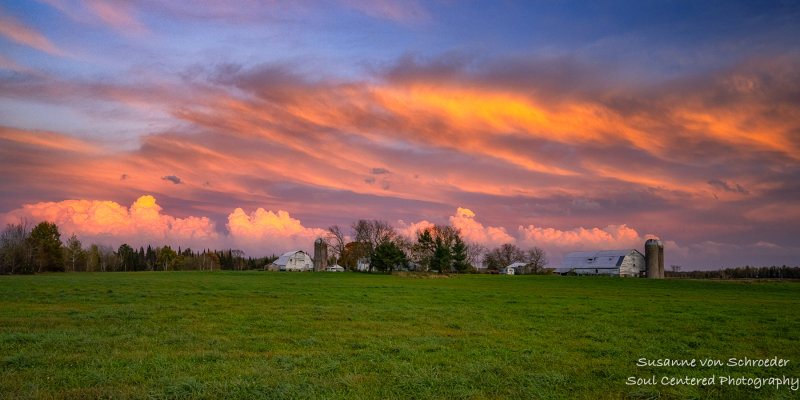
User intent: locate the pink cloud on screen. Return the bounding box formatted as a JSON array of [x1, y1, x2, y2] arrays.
[[227, 208, 327, 255], [743, 202, 800, 223], [448, 207, 514, 247], [39, 0, 147, 35], [1, 195, 782, 269], [395, 218, 434, 239], [0, 126, 99, 153], [0, 10, 66, 56], [517, 223, 645, 250], [0, 194, 341, 256], [85, 0, 148, 35], [2, 195, 217, 249], [340, 0, 429, 23], [0, 55, 41, 75]]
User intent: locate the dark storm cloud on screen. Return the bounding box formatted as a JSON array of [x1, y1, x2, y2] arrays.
[[161, 175, 182, 184], [708, 179, 749, 194]]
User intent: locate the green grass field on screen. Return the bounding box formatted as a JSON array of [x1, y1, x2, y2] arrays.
[[1, 272, 798, 399]]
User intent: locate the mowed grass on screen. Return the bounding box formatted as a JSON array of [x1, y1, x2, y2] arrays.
[[0, 272, 798, 399]]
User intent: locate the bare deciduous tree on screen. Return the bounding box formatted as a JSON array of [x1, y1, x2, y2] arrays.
[[98, 245, 115, 272], [525, 247, 548, 274], [465, 242, 486, 269], [483, 243, 548, 274], [326, 225, 346, 262], [64, 233, 84, 272], [0, 221, 34, 274], [483, 243, 525, 271]]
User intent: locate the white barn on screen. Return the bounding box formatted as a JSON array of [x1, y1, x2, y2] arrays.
[[554, 249, 645, 277], [269, 250, 313, 271]]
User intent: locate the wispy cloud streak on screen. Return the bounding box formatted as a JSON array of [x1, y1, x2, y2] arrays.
[[0, 9, 67, 56]]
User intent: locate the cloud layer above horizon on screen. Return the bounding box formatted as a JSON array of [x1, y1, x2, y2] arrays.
[[1, 195, 671, 263], [1, 1, 799, 268]]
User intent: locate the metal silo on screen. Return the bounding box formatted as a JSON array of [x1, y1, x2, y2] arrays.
[[658, 240, 664, 278], [314, 238, 328, 271], [645, 239, 662, 279]]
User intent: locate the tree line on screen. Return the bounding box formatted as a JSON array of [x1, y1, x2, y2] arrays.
[[0, 221, 276, 274], [666, 265, 800, 279], [5, 220, 794, 278], [0, 218, 553, 275], [324, 219, 549, 274]]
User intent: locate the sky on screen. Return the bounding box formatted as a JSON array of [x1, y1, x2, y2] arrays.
[[1, 0, 799, 269]]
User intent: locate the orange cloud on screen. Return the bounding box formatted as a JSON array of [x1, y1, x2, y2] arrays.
[[0, 126, 99, 153], [2, 195, 217, 248]]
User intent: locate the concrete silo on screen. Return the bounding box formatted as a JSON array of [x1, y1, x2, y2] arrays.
[[314, 238, 328, 272], [645, 239, 664, 279]]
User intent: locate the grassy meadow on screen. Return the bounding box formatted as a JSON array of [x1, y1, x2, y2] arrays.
[[0, 271, 798, 399]]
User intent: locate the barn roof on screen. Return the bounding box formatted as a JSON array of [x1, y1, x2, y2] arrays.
[[272, 250, 307, 266], [558, 249, 641, 270]]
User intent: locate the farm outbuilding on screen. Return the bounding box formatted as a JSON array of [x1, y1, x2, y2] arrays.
[[503, 262, 526, 275], [268, 250, 313, 271], [555, 249, 645, 277]]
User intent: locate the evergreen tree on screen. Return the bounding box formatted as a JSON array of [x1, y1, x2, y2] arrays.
[[430, 237, 452, 273], [145, 245, 156, 270], [117, 244, 136, 272], [370, 241, 407, 273], [29, 221, 63, 272], [451, 235, 469, 273], [413, 229, 436, 271], [137, 247, 146, 271]]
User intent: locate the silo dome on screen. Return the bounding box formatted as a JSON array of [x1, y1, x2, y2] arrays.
[[645, 238, 662, 247]]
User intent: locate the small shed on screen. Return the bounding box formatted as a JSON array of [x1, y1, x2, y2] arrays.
[[556, 249, 645, 277], [501, 263, 521, 275], [505, 262, 527, 275], [269, 250, 313, 271]]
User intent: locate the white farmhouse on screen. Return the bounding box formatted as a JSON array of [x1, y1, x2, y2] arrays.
[[356, 258, 371, 272], [269, 250, 313, 271], [554, 249, 645, 277]]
